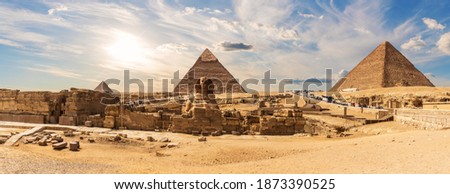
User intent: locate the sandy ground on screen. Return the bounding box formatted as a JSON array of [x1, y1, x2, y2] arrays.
[[1, 121, 450, 174], [0, 127, 28, 136], [316, 102, 380, 119]]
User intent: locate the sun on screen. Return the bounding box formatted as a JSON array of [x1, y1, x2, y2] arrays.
[[105, 31, 146, 63]]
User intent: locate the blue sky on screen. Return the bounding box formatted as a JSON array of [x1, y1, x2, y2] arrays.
[[0, 0, 450, 92]]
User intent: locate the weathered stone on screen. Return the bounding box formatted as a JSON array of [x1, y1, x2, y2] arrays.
[[25, 137, 37, 143], [69, 142, 79, 151], [159, 137, 170, 142], [231, 131, 241, 136], [198, 136, 207, 142], [167, 143, 179, 148], [201, 131, 211, 136], [38, 139, 47, 146], [147, 136, 156, 142], [0, 137, 7, 144], [64, 131, 74, 137], [211, 131, 222, 136], [52, 136, 64, 142], [192, 130, 201, 136], [103, 116, 115, 129], [85, 121, 93, 127], [88, 138, 95, 143], [118, 133, 128, 138], [52, 142, 67, 150], [113, 135, 122, 142], [160, 144, 168, 148]]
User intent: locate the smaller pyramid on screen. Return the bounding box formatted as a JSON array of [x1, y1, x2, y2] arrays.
[[94, 81, 114, 94], [330, 41, 434, 92]]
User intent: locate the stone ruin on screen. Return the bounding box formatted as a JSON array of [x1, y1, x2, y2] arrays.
[[336, 92, 450, 109], [170, 77, 225, 135], [169, 77, 307, 135], [0, 81, 310, 136], [0, 88, 106, 125], [257, 108, 305, 135]]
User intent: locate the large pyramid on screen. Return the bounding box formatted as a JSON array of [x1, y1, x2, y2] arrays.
[[330, 41, 434, 92], [174, 48, 246, 94]]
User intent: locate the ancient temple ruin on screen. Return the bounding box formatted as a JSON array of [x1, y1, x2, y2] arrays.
[[0, 88, 107, 125]]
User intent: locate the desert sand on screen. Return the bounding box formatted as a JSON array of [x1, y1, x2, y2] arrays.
[[1, 121, 449, 174]]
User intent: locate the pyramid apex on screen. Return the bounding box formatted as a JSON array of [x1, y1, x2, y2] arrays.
[[94, 81, 113, 94], [381, 40, 393, 46], [200, 48, 218, 62]]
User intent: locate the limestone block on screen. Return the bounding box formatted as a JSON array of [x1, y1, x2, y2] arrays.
[[192, 107, 206, 119], [59, 116, 76, 126], [69, 142, 79, 151], [52, 142, 67, 150], [85, 121, 93, 127], [103, 116, 115, 129]]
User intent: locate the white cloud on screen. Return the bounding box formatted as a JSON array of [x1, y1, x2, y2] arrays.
[[48, 5, 68, 15], [180, 7, 196, 15], [299, 13, 315, 18], [250, 23, 299, 40], [234, 0, 292, 25], [422, 17, 445, 30], [208, 17, 242, 33], [401, 36, 426, 51], [2, 0, 450, 91], [353, 27, 371, 34], [298, 12, 324, 20], [24, 64, 81, 79], [0, 38, 22, 48], [156, 43, 188, 53], [180, 7, 232, 16], [437, 32, 450, 54]]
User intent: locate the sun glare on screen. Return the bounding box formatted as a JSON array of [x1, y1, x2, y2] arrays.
[[105, 31, 146, 63]]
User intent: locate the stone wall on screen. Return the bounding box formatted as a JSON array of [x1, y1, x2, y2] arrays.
[[0, 89, 66, 123], [60, 88, 106, 126], [123, 111, 157, 130], [423, 102, 450, 110], [1, 88, 107, 126], [0, 113, 46, 124], [394, 109, 450, 130], [103, 105, 158, 130], [258, 109, 305, 135], [170, 107, 223, 134]]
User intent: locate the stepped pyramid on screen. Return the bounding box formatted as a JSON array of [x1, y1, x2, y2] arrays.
[[330, 41, 434, 92], [174, 48, 246, 94], [94, 81, 114, 94]]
